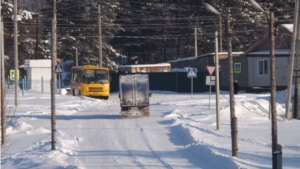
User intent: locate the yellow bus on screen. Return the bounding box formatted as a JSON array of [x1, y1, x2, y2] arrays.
[[70, 65, 110, 99]]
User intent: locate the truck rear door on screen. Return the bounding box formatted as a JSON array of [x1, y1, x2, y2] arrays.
[[120, 76, 135, 107], [135, 76, 149, 107]]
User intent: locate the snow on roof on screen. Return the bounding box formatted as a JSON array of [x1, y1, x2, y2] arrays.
[[118, 63, 170, 68], [281, 24, 293, 33], [248, 49, 291, 55], [171, 67, 199, 72], [168, 52, 244, 63]]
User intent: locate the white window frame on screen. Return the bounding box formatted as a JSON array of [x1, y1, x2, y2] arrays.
[[257, 59, 269, 75]]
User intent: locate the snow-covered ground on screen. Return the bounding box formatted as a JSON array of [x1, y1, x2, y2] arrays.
[[1, 88, 300, 169]]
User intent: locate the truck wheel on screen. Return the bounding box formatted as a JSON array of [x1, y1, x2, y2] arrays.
[[103, 96, 109, 100], [72, 89, 75, 96]]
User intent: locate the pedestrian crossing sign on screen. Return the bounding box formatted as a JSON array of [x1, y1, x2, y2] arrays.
[[55, 65, 64, 74], [234, 62, 241, 74], [187, 68, 197, 78]]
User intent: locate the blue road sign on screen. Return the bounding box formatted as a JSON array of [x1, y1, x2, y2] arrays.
[[55, 65, 64, 74], [187, 68, 197, 78], [234, 62, 241, 73]]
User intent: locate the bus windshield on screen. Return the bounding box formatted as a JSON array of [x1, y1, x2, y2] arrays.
[[82, 69, 108, 84]]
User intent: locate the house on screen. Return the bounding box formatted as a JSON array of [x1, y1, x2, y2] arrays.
[[219, 24, 293, 92]]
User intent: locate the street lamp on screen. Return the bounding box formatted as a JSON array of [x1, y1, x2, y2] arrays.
[[249, 0, 265, 13], [249, 0, 281, 168], [203, 3, 222, 52], [204, 3, 238, 157]]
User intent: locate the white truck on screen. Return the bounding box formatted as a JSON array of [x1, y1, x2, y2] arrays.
[[119, 74, 150, 117]]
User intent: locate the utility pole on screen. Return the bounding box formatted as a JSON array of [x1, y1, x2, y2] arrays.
[[75, 48, 78, 66], [35, 14, 39, 59], [1, 0, 6, 146], [14, 0, 18, 106], [98, 5, 102, 67], [51, 0, 57, 150], [294, 7, 300, 119], [194, 27, 197, 56], [219, 16, 222, 52], [226, 14, 238, 157], [215, 31, 220, 130], [269, 12, 279, 169], [286, 0, 299, 120]]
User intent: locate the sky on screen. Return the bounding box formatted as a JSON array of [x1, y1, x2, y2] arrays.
[[1, 87, 300, 169]]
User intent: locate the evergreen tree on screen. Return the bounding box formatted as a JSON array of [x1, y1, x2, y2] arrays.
[[42, 0, 125, 71]]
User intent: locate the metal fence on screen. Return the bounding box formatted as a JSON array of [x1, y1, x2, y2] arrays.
[[110, 72, 218, 93], [6, 78, 58, 94]]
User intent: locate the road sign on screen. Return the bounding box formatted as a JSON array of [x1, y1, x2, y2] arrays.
[[9, 70, 20, 81], [206, 66, 216, 76], [206, 76, 215, 85], [187, 68, 197, 78], [55, 65, 64, 74], [234, 62, 241, 73]]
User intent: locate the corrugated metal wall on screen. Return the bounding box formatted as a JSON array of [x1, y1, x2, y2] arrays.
[[110, 72, 218, 93]]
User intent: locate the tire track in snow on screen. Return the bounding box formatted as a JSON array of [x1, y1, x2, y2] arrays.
[[241, 100, 269, 117], [118, 126, 146, 169], [136, 120, 173, 169], [184, 123, 273, 151]]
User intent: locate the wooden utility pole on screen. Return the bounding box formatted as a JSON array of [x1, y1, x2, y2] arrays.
[[219, 16, 222, 52], [215, 31, 220, 130], [286, 0, 299, 120], [194, 27, 197, 56], [75, 48, 78, 66], [35, 14, 39, 59], [226, 14, 238, 157], [1, 4, 6, 145], [98, 5, 102, 67], [294, 6, 300, 119], [51, 0, 57, 150], [269, 12, 279, 169], [14, 0, 18, 106]]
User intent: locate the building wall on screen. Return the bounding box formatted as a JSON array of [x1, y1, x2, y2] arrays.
[[30, 68, 51, 81], [220, 56, 248, 91], [247, 56, 289, 88], [220, 55, 290, 92], [169, 55, 215, 72]]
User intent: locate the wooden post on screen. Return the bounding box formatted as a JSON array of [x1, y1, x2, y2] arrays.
[[215, 31, 220, 130], [269, 12, 279, 169], [98, 5, 102, 67], [226, 14, 238, 157], [51, 0, 57, 150]]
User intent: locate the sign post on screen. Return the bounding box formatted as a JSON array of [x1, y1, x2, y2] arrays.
[[187, 68, 197, 99], [206, 66, 216, 109]]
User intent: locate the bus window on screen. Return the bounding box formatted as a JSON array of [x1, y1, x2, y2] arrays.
[[72, 69, 78, 82], [95, 70, 108, 83]]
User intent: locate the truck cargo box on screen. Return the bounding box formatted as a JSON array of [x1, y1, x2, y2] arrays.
[[119, 74, 150, 117]]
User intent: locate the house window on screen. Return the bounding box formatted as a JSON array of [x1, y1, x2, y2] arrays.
[[258, 59, 268, 75]]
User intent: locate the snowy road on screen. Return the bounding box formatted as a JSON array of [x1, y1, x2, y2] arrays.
[[57, 94, 219, 169], [2, 89, 300, 169]]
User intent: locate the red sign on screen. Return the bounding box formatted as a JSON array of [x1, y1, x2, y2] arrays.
[[206, 66, 216, 76]]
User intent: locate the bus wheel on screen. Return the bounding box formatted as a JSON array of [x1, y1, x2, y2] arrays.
[[103, 96, 109, 100]]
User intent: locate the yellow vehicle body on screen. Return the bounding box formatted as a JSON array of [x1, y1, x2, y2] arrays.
[[71, 65, 110, 99]]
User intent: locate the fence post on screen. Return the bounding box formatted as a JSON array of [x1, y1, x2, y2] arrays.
[[7, 75, 10, 89], [59, 74, 62, 96], [22, 78, 25, 96], [41, 76, 44, 93], [24, 76, 27, 90]]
